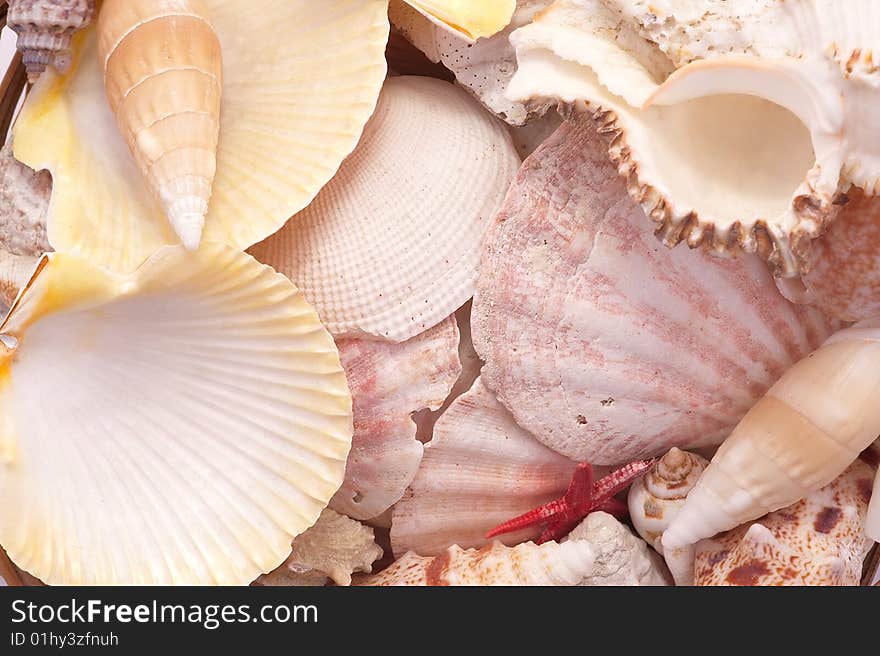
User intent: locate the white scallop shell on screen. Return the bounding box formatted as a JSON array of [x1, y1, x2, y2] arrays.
[[331, 316, 461, 520], [472, 118, 839, 464], [13, 0, 390, 273], [0, 244, 352, 585], [250, 75, 520, 342]]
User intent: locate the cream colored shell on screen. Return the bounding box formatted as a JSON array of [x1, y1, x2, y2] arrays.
[[0, 244, 353, 585], [7, 0, 94, 82], [401, 0, 516, 40], [0, 144, 51, 257], [13, 0, 390, 273], [250, 75, 520, 342]]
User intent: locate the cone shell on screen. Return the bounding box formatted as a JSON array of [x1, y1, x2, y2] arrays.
[[0, 144, 51, 257], [695, 450, 878, 586], [13, 0, 390, 273], [331, 316, 461, 521], [0, 244, 353, 585], [390, 0, 553, 125], [472, 118, 839, 464], [391, 377, 579, 556], [96, 0, 222, 250], [363, 512, 668, 585], [250, 75, 520, 342], [256, 509, 383, 587], [7, 0, 94, 82]]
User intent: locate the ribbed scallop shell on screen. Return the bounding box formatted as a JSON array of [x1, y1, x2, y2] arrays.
[[0, 243, 353, 585], [694, 451, 877, 586], [0, 144, 50, 257], [97, 0, 222, 250], [250, 75, 520, 342], [391, 378, 578, 556], [363, 512, 668, 585], [13, 0, 390, 273], [472, 118, 839, 464], [331, 316, 461, 521], [7, 0, 94, 82]]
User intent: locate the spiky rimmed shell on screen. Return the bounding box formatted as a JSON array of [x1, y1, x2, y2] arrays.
[[0, 244, 353, 585], [505, 0, 880, 276], [694, 451, 877, 586], [256, 510, 383, 587], [472, 118, 838, 464], [0, 144, 50, 257], [13, 0, 390, 273], [7, 0, 94, 82], [362, 512, 668, 585], [400, 0, 516, 41], [390, 0, 552, 125], [331, 316, 461, 521], [391, 378, 579, 556], [250, 76, 519, 342]]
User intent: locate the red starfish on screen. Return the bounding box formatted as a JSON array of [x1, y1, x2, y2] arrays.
[[485, 459, 656, 544]]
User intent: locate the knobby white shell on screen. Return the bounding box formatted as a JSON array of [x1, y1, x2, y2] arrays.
[[472, 118, 838, 464], [256, 509, 383, 587], [391, 378, 579, 556], [13, 0, 390, 273], [250, 76, 520, 342], [0, 244, 353, 585], [0, 145, 51, 257], [362, 512, 668, 585], [331, 316, 461, 521]]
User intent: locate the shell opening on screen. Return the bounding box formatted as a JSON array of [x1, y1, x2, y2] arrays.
[[630, 94, 816, 229]]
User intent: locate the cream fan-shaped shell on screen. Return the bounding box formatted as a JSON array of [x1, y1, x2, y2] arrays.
[[250, 75, 520, 342], [331, 315, 461, 520], [472, 118, 838, 464], [13, 0, 390, 273], [0, 244, 352, 585]]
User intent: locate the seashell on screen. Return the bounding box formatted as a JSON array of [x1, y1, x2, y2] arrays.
[[472, 117, 839, 464], [0, 143, 51, 257], [400, 0, 516, 41], [627, 447, 708, 554], [256, 510, 383, 587], [391, 377, 579, 556], [13, 0, 390, 273], [0, 243, 353, 585], [663, 320, 880, 584], [250, 75, 519, 342], [331, 316, 461, 521], [390, 0, 553, 125], [0, 250, 39, 311], [7, 0, 94, 82], [1, 547, 23, 586], [97, 0, 222, 250], [508, 109, 563, 159], [694, 452, 877, 586], [361, 512, 669, 585], [505, 0, 880, 276]]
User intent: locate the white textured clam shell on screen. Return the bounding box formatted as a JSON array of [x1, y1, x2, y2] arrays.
[[694, 450, 877, 586], [13, 0, 390, 273], [331, 316, 461, 520], [256, 509, 383, 587], [250, 75, 520, 342], [0, 244, 353, 585], [391, 377, 578, 556], [472, 118, 839, 464], [363, 512, 668, 585]]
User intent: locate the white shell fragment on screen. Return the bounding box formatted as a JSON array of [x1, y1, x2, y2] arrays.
[[694, 451, 878, 586], [256, 510, 383, 587], [363, 512, 669, 585], [0, 144, 51, 257], [331, 316, 461, 521], [251, 76, 520, 342], [505, 0, 880, 275], [391, 378, 578, 556], [390, 0, 553, 125], [14, 0, 391, 273], [0, 244, 353, 585], [472, 118, 838, 464]]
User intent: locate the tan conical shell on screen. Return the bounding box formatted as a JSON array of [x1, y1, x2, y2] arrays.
[[7, 0, 94, 82], [97, 0, 221, 250], [663, 319, 880, 581]]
